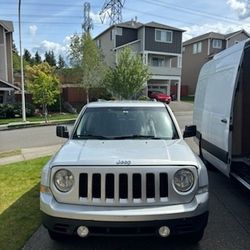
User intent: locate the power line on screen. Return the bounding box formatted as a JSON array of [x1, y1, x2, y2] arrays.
[[141, 0, 242, 25], [124, 7, 196, 27]]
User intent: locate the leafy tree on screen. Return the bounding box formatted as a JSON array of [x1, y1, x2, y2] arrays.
[[26, 62, 60, 122], [44, 50, 57, 67], [34, 51, 42, 64], [68, 34, 84, 67], [57, 55, 66, 69], [69, 33, 106, 103], [104, 47, 149, 99]]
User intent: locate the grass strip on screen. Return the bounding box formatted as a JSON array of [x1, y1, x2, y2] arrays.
[[0, 113, 78, 125], [0, 156, 50, 250], [181, 96, 195, 103]]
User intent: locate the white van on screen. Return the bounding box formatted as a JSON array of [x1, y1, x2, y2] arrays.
[[193, 38, 250, 189]]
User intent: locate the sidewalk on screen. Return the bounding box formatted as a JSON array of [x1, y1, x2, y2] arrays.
[[0, 144, 61, 165]]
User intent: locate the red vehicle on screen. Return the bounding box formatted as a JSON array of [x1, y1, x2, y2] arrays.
[[148, 91, 172, 104]]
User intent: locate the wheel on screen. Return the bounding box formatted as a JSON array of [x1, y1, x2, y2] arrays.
[[48, 230, 67, 241], [184, 229, 204, 244]]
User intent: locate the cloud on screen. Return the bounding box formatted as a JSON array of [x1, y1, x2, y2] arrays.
[[29, 25, 38, 36], [182, 21, 250, 41], [227, 0, 250, 19], [32, 37, 71, 59]]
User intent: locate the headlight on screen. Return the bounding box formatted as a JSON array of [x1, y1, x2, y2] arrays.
[[174, 169, 194, 192], [54, 169, 74, 192]]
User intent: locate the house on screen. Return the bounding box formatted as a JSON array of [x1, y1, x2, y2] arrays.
[[182, 29, 250, 95], [0, 20, 16, 104], [95, 20, 185, 101]]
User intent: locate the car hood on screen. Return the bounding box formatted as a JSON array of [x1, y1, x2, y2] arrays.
[[51, 139, 198, 167]]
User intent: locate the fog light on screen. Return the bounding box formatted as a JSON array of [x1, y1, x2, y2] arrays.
[[158, 226, 170, 237], [77, 226, 89, 238]]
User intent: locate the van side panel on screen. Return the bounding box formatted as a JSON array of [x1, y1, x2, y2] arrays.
[[194, 41, 245, 175]]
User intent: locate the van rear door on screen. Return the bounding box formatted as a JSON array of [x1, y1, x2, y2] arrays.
[[194, 42, 245, 176]]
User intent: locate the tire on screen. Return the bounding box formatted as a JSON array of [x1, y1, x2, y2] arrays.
[[184, 229, 204, 244], [48, 230, 67, 241]]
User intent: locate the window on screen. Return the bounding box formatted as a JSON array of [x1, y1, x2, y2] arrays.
[[74, 107, 179, 139], [116, 27, 123, 36], [155, 29, 172, 43], [151, 57, 165, 67], [96, 39, 101, 48], [212, 39, 222, 49], [193, 42, 202, 54], [234, 40, 239, 45]]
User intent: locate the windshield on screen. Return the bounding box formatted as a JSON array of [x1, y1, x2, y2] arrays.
[[73, 107, 179, 140]]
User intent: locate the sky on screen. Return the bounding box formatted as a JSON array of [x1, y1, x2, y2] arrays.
[[1, 0, 250, 61]]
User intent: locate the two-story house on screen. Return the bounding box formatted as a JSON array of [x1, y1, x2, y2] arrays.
[[0, 20, 18, 104], [95, 20, 184, 101], [182, 29, 250, 95]]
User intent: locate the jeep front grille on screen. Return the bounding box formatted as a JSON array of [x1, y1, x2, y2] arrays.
[[79, 172, 168, 205]]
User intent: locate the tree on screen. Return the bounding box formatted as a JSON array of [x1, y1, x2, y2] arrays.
[[34, 51, 42, 64], [104, 47, 149, 99], [57, 55, 66, 69], [69, 33, 106, 103], [23, 49, 34, 65], [44, 50, 57, 67], [68, 34, 84, 67], [26, 62, 60, 122]]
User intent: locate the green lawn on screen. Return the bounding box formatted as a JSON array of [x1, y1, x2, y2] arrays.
[[181, 96, 195, 103], [0, 156, 51, 250], [0, 113, 77, 125]]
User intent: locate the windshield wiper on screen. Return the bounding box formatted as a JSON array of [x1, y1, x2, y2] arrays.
[[74, 134, 111, 140], [112, 135, 168, 140]]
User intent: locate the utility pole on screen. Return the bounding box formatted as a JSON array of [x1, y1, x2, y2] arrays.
[[100, 0, 125, 25], [18, 0, 26, 122], [83, 2, 93, 33]]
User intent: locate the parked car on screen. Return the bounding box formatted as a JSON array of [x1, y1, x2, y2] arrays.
[[193, 38, 250, 190], [148, 91, 172, 104], [40, 101, 209, 243]]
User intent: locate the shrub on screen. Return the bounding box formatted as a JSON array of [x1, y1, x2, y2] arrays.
[[138, 95, 150, 101], [0, 104, 15, 118], [13, 103, 35, 117]]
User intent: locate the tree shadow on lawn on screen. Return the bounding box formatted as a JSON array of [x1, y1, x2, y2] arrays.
[[0, 183, 41, 250]]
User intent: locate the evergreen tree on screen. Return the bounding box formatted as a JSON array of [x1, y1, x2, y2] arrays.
[[44, 50, 57, 66], [34, 51, 42, 64], [57, 55, 66, 69], [23, 49, 34, 65]]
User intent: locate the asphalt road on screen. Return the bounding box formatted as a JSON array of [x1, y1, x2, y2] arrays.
[[22, 112, 250, 250], [0, 125, 68, 152]]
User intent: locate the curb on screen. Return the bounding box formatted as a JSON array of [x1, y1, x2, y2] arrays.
[[0, 119, 76, 131]]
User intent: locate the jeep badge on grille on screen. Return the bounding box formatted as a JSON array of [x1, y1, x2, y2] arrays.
[[116, 160, 131, 165]]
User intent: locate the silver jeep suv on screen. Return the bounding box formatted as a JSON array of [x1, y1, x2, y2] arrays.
[[40, 101, 209, 242]]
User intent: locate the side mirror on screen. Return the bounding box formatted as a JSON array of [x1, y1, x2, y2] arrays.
[[56, 125, 69, 138], [183, 125, 196, 138]]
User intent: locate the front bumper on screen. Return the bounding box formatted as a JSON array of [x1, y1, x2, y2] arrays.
[[40, 192, 208, 222], [42, 211, 209, 237], [41, 192, 208, 237]]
